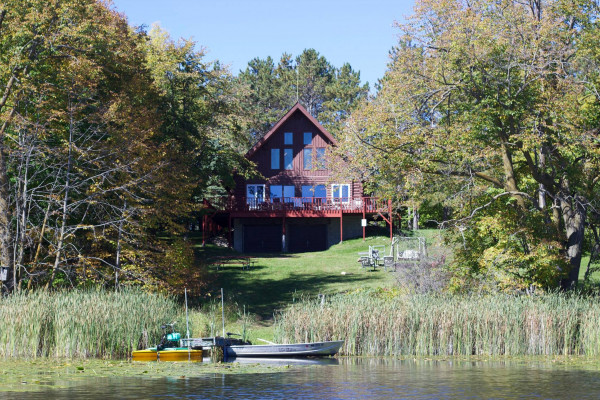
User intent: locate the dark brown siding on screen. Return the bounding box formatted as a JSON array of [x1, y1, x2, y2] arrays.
[[234, 109, 363, 200]]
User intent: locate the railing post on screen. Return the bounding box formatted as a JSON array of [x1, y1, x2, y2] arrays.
[[339, 207, 343, 243]]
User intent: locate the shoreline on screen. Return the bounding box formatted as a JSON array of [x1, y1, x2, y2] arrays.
[[2, 355, 600, 394]]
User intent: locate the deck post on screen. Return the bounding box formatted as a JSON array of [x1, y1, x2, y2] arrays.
[[339, 209, 343, 243], [362, 197, 366, 241], [282, 213, 286, 252]]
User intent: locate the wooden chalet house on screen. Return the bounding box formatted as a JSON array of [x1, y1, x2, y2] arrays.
[[225, 103, 386, 253]]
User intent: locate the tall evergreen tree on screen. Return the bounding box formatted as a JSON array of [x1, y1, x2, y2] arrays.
[[237, 49, 368, 142]]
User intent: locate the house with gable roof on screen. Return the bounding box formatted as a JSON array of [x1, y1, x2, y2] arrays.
[[225, 103, 386, 253]]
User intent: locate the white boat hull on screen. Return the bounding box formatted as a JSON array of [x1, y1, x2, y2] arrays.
[[225, 340, 344, 358]]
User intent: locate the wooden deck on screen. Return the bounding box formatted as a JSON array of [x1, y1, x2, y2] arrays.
[[220, 196, 385, 217]]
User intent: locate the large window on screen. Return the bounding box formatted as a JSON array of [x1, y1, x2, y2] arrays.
[[302, 185, 326, 202], [270, 185, 282, 201], [283, 185, 295, 201], [284, 148, 293, 170], [284, 132, 293, 145], [331, 184, 350, 204], [271, 149, 280, 169], [303, 132, 312, 145], [303, 148, 312, 170], [270, 185, 295, 203], [246, 184, 265, 208], [316, 148, 326, 170]]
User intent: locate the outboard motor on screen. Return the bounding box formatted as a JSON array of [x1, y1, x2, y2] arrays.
[[157, 322, 181, 351]]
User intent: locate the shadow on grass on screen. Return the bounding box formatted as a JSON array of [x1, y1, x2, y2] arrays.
[[213, 268, 383, 320]]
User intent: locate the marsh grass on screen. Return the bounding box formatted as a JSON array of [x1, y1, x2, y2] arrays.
[[0, 289, 179, 359], [276, 292, 600, 357]]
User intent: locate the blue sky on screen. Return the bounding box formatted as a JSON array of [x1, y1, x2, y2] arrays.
[[111, 0, 416, 88]]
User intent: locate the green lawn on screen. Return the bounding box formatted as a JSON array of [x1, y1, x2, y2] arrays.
[[195, 234, 401, 319], [579, 255, 600, 285], [189, 228, 598, 342]]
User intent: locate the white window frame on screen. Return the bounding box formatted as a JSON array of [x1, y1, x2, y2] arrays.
[[331, 184, 350, 204], [246, 184, 265, 208]]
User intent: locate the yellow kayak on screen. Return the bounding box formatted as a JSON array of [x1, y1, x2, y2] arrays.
[[132, 347, 205, 362]]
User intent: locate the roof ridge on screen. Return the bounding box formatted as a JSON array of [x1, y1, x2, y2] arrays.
[[245, 103, 337, 159]]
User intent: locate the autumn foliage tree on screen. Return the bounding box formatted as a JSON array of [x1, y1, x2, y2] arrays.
[[336, 0, 600, 290], [0, 1, 249, 293]]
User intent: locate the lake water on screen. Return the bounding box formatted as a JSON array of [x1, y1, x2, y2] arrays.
[[6, 357, 600, 399]]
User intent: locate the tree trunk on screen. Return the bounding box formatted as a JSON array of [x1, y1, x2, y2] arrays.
[[559, 193, 586, 288], [27, 202, 51, 291], [115, 199, 126, 290], [500, 141, 526, 209], [45, 101, 74, 290], [0, 142, 13, 291], [584, 225, 599, 282], [413, 207, 419, 231]]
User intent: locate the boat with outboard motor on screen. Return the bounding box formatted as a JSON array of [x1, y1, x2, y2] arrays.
[[133, 325, 343, 360], [224, 339, 344, 358], [132, 322, 204, 361]]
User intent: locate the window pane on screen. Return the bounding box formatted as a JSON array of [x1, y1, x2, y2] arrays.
[[284, 148, 293, 170], [314, 185, 326, 198], [332, 184, 339, 197], [270, 185, 282, 201], [283, 186, 295, 198], [342, 185, 349, 201], [284, 185, 295, 203], [316, 148, 326, 169], [301, 185, 313, 198], [247, 184, 264, 205], [271, 149, 280, 169], [304, 132, 312, 145], [303, 148, 312, 170], [331, 184, 349, 203], [284, 132, 293, 145]]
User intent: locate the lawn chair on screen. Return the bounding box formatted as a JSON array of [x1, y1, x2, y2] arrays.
[[371, 249, 381, 268], [358, 256, 372, 270]]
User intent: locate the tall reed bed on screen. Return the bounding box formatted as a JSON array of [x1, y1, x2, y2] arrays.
[[275, 292, 600, 357], [0, 289, 179, 359]]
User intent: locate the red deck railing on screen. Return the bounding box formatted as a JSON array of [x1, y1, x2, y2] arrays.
[[216, 196, 384, 214]]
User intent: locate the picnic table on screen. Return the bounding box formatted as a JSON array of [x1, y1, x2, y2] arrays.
[[211, 256, 255, 270]]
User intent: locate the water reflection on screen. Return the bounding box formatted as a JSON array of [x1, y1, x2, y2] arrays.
[[7, 357, 600, 399], [227, 356, 339, 366]]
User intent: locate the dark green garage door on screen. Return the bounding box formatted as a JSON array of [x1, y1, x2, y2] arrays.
[[289, 224, 327, 253], [243, 225, 282, 253]]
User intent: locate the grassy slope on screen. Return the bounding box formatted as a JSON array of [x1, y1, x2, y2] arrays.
[[190, 229, 599, 342], [195, 235, 399, 319]]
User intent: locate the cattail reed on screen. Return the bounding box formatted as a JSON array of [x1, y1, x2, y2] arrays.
[[275, 292, 600, 357], [0, 289, 179, 359]]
